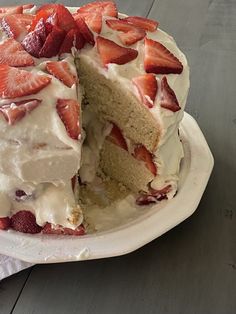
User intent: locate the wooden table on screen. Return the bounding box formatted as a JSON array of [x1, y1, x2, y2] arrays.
[[1, 0, 236, 313]]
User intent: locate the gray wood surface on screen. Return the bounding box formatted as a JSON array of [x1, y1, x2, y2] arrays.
[[1, 0, 236, 313]]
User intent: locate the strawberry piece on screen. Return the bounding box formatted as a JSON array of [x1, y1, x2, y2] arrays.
[[42, 222, 85, 236], [13, 13, 34, 27], [0, 38, 34, 67], [75, 17, 95, 45], [0, 217, 10, 230], [107, 123, 128, 151], [30, 10, 51, 32], [106, 19, 146, 45], [132, 74, 158, 109], [136, 185, 172, 205], [0, 99, 41, 125], [10, 210, 42, 234], [55, 4, 76, 32], [0, 6, 23, 15], [96, 36, 138, 66], [22, 31, 43, 58], [35, 4, 76, 32], [56, 99, 80, 140], [77, 1, 117, 18], [0, 65, 51, 99], [161, 76, 180, 112], [122, 16, 158, 32], [34, 18, 47, 42], [1, 15, 28, 41], [74, 11, 102, 34], [144, 38, 183, 74], [59, 28, 85, 54], [39, 25, 65, 58], [46, 61, 76, 88], [133, 145, 157, 176], [22, 4, 35, 10]]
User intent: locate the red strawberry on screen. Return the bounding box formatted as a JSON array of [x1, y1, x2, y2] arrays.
[[59, 28, 85, 54], [75, 17, 95, 45], [30, 10, 51, 32], [22, 4, 35, 10], [34, 18, 47, 42], [74, 11, 102, 34], [106, 19, 146, 46], [144, 38, 183, 74], [161, 76, 180, 112], [107, 123, 128, 151], [46, 61, 76, 88], [0, 217, 10, 230], [122, 16, 158, 32], [10, 210, 42, 234], [35, 4, 76, 32], [132, 74, 158, 109], [22, 31, 43, 58], [133, 145, 157, 175], [13, 13, 34, 27], [0, 6, 23, 15], [96, 36, 138, 66], [0, 38, 34, 67], [77, 1, 117, 18], [42, 222, 85, 236], [1, 15, 28, 41], [56, 99, 80, 140], [0, 99, 41, 125], [39, 25, 65, 58], [55, 4, 76, 32], [136, 185, 172, 205], [0, 65, 51, 99]]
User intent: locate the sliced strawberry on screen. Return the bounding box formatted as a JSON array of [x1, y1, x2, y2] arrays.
[[160, 76, 180, 112], [55, 4, 76, 32], [22, 31, 43, 58], [0, 6, 23, 14], [122, 16, 158, 32], [56, 99, 80, 140], [133, 145, 157, 176], [42, 222, 85, 236], [144, 38, 183, 74], [0, 99, 41, 125], [13, 13, 34, 27], [96, 36, 138, 66], [0, 38, 34, 67], [107, 123, 128, 151], [77, 1, 117, 18], [30, 10, 51, 31], [0, 217, 10, 230], [75, 17, 95, 45], [0, 65, 51, 99], [35, 4, 76, 32], [46, 61, 76, 88], [10, 210, 42, 234], [59, 28, 85, 54], [39, 25, 65, 58], [1, 15, 28, 41], [34, 18, 47, 42], [106, 19, 146, 46], [22, 4, 35, 10], [71, 175, 77, 191], [132, 74, 158, 109], [74, 11, 102, 34], [136, 185, 172, 205]]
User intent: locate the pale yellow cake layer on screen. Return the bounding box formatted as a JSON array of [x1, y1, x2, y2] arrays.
[[77, 57, 161, 153], [100, 140, 154, 193]]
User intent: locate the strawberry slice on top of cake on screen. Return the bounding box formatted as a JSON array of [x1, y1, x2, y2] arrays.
[[0, 1, 189, 235]]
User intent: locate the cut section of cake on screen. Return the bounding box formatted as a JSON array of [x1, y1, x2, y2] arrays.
[[0, 2, 190, 235]]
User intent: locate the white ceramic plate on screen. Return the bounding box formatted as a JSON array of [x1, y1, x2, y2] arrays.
[[0, 113, 214, 263]]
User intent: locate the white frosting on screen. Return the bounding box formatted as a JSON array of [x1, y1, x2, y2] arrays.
[[0, 6, 190, 230]]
